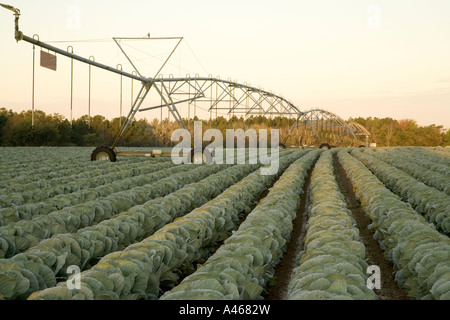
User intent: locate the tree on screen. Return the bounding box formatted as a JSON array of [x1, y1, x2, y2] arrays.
[[57, 119, 72, 145], [0, 113, 9, 145], [123, 118, 154, 146], [10, 121, 34, 146], [34, 122, 60, 146], [70, 117, 90, 145], [442, 128, 450, 146], [0, 108, 447, 147]]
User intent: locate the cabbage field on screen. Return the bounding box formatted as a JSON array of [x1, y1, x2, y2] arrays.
[[0, 146, 449, 301]]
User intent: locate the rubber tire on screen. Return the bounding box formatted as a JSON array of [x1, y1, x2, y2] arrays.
[[319, 143, 331, 150], [91, 146, 117, 162], [359, 145, 365, 148], [279, 143, 286, 149]]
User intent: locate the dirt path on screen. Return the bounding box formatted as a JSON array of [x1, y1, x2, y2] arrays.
[[333, 153, 409, 300], [263, 167, 313, 300]]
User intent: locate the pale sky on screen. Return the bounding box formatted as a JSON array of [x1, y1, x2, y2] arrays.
[[1, 0, 449, 128]]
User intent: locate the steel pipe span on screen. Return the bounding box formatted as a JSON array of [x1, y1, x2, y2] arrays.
[[1, 3, 371, 152]]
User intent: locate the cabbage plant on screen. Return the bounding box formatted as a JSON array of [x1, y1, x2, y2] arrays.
[[26, 150, 309, 300], [0, 164, 225, 259], [362, 148, 449, 195], [351, 149, 450, 236], [380, 147, 449, 176], [0, 160, 178, 225], [338, 150, 450, 300], [159, 150, 322, 300], [287, 150, 377, 300], [0, 162, 261, 300]]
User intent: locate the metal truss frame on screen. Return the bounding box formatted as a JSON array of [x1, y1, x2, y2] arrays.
[[284, 109, 370, 146], [2, 3, 371, 153]]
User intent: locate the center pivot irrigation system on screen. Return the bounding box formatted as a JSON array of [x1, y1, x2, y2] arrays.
[[1, 4, 371, 162]]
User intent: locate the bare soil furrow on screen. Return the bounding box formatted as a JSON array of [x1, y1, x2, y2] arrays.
[[333, 153, 409, 300]]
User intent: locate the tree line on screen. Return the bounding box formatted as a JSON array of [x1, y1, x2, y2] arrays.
[[350, 117, 449, 147], [0, 108, 448, 147]]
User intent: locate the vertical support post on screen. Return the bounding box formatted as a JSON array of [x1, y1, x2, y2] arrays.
[[194, 74, 199, 120], [209, 75, 213, 128], [160, 82, 163, 122], [215, 78, 218, 126], [233, 80, 237, 118], [187, 74, 191, 127], [168, 74, 173, 121], [131, 71, 137, 109], [188, 79, 191, 125], [244, 82, 249, 122], [228, 77, 231, 121], [31, 35, 38, 129], [67, 46, 74, 127], [117, 64, 123, 127], [159, 75, 163, 123], [88, 56, 94, 127], [194, 97, 197, 121], [32, 43, 34, 128]]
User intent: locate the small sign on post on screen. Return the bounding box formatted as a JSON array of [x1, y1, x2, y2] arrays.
[[40, 50, 57, 71]]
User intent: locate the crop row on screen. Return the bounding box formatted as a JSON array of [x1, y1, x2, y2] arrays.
[[385, 148, 449, 176], [429, 147, 450, 156], [363, 148, 450, 195], [0, 163, 227, 258], [287, 150, 377, 300], [0, 160, 177, 213], [160, 149, 322, 300], [420, 148, 450, 167], [338, 150, 450, 300], [0, 158, 172, 207], [351, 149, 450, 235], [0, 162, 260, 300], [0, 148, 130, 185], [0, 147, 90, 171], [27, 150, 309, 300]]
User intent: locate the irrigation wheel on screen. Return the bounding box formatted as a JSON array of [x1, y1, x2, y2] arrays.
[[91, 146, 117, 162], [319, 143, 331, 149]]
